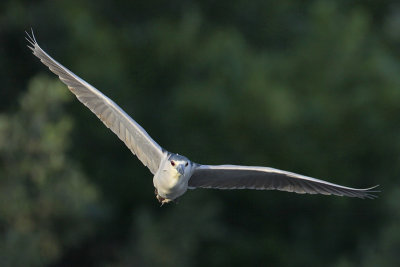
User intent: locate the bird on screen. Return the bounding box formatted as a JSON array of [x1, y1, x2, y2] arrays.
[[26, 30, 379, 205]]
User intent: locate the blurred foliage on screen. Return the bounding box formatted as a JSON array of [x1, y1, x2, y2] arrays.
[[1, 0, 400, 266], [0, 76, 104, 266]]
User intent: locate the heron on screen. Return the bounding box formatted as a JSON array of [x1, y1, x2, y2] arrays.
[[26, 31, 378, 205]]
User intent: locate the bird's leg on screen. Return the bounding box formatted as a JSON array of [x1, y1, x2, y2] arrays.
[[154, 187, 174, 206], [156, 194, 165, 203], [160, 198, 172, 206], [154, 187, 167, 204], [154, 188, 164, 201]]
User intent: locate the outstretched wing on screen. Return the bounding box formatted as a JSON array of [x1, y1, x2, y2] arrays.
[[188, 164, 379, 199], [26, 31, 165, 174]]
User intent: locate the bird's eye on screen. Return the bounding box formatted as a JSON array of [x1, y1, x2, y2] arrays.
[[185, 162, 188, 167], [171, 161, 175, 166]]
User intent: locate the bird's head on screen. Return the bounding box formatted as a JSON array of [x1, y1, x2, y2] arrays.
[[168, 153, 192, 178]]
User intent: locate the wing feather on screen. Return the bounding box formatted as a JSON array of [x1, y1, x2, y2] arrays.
[[27, 31, 165, 174], [189, 164, 379, 199]]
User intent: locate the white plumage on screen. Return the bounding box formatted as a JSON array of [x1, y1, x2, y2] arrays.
[[26, 31, 379, 205]]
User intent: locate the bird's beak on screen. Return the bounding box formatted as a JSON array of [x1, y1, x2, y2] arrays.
[[177, 164, 185, 176]]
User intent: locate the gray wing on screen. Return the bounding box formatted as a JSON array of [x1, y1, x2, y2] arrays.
[[188, 164, 379, 199], [26, 31, 165, 174]]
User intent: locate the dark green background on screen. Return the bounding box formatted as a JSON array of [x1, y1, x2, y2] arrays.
[[1, 1, 399, 266]]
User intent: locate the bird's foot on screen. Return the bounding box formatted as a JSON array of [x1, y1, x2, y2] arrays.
[[154, 188, 176, 206], [156, 194, 173, 206]]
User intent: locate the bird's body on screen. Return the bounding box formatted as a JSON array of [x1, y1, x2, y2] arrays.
[[153, 153, 194, 204], [26, 31, 379, 204]]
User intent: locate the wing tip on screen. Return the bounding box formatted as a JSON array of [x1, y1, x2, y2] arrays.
[[356, 185, 380, 199], [25, 28, 38, 49], [366, 184, 380, 191]]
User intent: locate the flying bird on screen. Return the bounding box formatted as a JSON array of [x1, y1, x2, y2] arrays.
[[26, 31, 379, 205]]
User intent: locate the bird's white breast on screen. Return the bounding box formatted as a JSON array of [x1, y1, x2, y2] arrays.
[[152, 158, 191, 200]]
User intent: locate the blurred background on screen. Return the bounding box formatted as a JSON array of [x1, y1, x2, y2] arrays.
[[1, 0, 400, 266]]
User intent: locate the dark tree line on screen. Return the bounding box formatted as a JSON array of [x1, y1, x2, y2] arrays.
[[1, 1, 400, 266]]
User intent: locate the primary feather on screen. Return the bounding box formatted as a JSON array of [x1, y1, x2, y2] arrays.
[[26, 30, 165, 174], [189, 165, 379, 199]]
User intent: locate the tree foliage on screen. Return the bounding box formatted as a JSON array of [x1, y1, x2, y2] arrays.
[[1, 0, 400, 266], [0, 76, 103, 266]]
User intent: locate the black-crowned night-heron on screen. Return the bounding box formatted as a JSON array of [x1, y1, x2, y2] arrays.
[[26, 31, 378, 205]]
